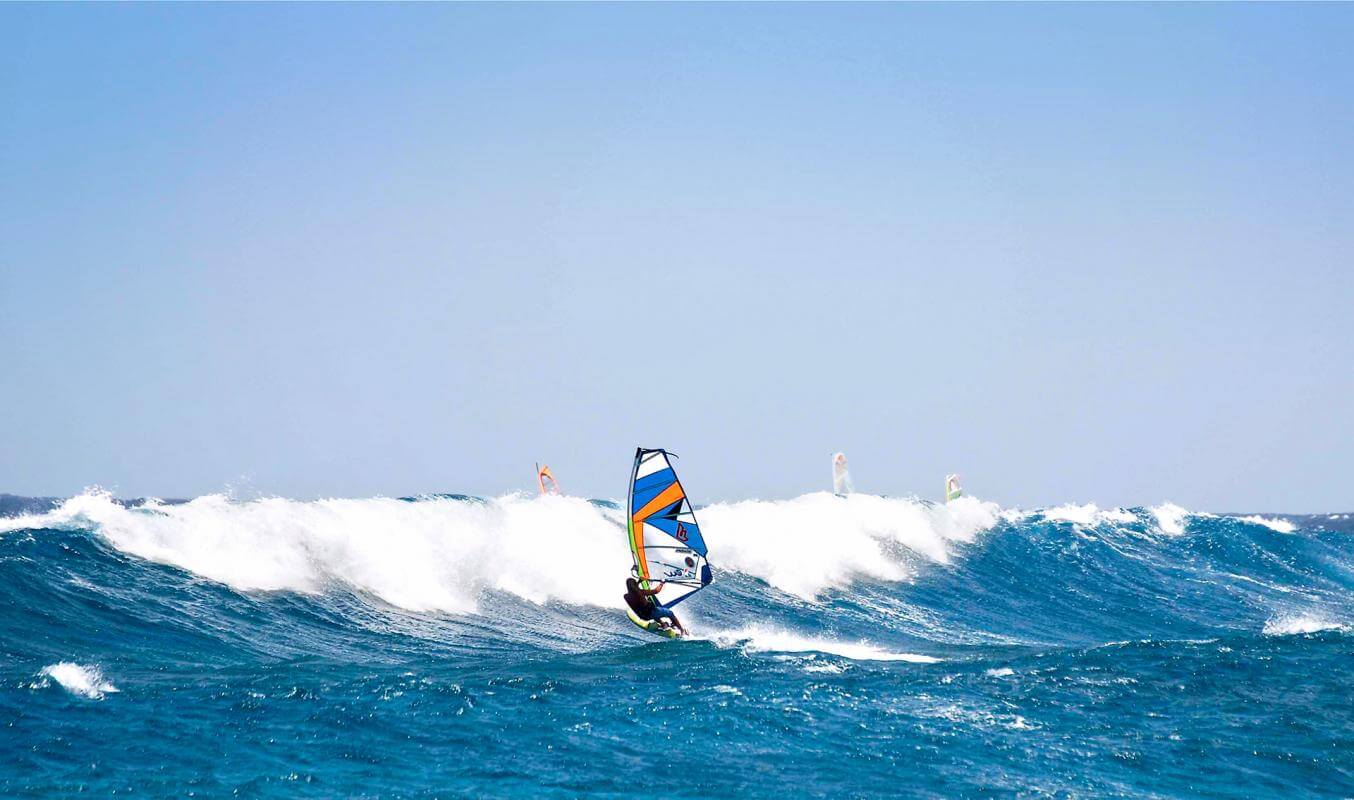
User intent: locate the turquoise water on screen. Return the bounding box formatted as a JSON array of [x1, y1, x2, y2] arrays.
[[2, 492, 1351, 797]]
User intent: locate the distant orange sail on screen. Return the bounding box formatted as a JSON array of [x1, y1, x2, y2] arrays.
[[536, 463, 561, 496]]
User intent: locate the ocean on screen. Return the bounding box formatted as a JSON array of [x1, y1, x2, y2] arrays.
[[2, 490, 1351, 797]]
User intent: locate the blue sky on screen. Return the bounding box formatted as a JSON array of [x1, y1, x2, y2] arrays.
[[1, 4, 1350, 511]]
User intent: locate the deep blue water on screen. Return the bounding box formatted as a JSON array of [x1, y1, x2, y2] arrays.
[[1, 491, 1351, 797]]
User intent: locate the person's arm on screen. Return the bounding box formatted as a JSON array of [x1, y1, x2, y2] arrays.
[[638, 582, 666, 597]]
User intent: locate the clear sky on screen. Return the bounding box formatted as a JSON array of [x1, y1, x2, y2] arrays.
[[1, 4, 1350, 511]]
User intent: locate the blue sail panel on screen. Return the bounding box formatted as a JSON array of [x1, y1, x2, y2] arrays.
[[631, 468, 676, 512], [643, 515, 708, 557]]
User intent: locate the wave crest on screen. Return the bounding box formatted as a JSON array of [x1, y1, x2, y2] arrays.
[[702, 493, 1000, 599], [0, 490, 1001, 611], [2, 490, 631, 613]]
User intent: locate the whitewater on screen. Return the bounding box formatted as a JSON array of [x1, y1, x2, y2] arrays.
[[2, 490, 1352, 797]]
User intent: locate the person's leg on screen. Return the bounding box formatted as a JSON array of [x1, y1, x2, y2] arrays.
[[651, 604, 685, 633]]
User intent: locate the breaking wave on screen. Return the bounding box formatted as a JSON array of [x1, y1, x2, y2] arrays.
[[0, 489, 1000, 611]]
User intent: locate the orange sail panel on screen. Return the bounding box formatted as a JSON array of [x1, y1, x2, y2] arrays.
[[537, 464, 560, 496]]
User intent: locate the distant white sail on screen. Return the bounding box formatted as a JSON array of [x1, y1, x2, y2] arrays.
[[945, 474, 962, 503], [832, 453, 854, 496]]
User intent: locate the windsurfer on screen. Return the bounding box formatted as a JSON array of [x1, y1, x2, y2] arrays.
[[623, 577, 686, 635]]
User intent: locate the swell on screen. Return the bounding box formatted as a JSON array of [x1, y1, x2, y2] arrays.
[[1, 491, 1351, 670]]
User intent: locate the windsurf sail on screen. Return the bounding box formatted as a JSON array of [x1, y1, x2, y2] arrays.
[[536, 463, 560, 496], [832, 452, 854, 495], [626, 447, 712, 608], [945, 474, 962, 503]]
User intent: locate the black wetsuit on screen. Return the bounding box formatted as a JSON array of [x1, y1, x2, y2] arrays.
[[623, 579, 655, 620]]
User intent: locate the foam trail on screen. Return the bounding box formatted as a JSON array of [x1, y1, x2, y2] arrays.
[[708, 625, 940, 663], [40, 663, 118, 699], [1263, 614, 1346, 636]]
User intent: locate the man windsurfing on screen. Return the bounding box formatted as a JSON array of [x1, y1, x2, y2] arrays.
[[623, 576, 687, 636], [624, 447, 712, 638]]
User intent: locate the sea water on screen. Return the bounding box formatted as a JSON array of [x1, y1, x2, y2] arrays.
[[2, 491, 1351, 797]]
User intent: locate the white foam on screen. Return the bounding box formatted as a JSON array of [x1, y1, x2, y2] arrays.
[[801, 661, 847, 674], [1099, 508, 1137, 524], [2, 490, 631, 613], [1038, 503, 1098, 525], [0, 489, 1000, 612], [702, 492, 1000, 599], [913, 700, 1037, 731], [707, 624, 940, 663], [1263, 614, 1347, 636], [985, 667, 1015, 677], [40, 662, 118, 699], [1237, 515, 1297, 534], [1150, 503, 1191, 536], [1039, 503, 1134, 526]]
